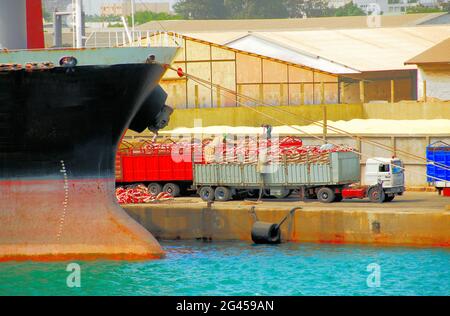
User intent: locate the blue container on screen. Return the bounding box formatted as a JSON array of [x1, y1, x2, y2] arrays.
[[426, 141, 450, 184]]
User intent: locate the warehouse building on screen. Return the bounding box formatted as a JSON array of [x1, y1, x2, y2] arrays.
[[148, 25, 450, 109], [405, 38, 450, 101], [157, 32, 342, 109]]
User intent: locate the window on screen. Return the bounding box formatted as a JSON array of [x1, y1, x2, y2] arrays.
[[379, 164, 390, 172]]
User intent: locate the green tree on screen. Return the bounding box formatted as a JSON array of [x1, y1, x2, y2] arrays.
[[406, 5, 444, 14], [283, 0, 333, 18], [42, 4, 52, 22], [174, 0, 229, 19], [334, 2, 366, 16], [443, 2, 450, 13], [127, 11, 182, 25], [225, 0, 288, 19]]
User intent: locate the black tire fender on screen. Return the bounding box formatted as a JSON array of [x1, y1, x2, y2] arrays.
[[199, 186, 215, 202], [214, 186, 232, 201], [148, 182, 162, 195], [368, 186, 385, 203], [163, 183, 181, 197]]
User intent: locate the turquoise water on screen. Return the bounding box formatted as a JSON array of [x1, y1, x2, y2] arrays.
[[0, 241, 449, 296]]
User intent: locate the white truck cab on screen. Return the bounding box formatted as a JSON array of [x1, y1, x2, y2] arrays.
[[365, 157, 405, 201]]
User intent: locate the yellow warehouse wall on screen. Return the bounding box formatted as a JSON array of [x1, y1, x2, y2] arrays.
[[155, 101, 450, 130], [162, 104, 364, 129], [363, 101, 450, 120]]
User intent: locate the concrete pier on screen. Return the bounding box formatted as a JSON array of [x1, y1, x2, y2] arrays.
[[124, 192, 450, 248]]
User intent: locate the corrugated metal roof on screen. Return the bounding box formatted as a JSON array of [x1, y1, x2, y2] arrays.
[[215, 26, 450, 73], [405, 37, 450, 65], [226, 34, 360, 74], [138, 13, 447, 32]]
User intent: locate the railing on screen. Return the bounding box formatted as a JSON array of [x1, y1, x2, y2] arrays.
[[84, 30, 183, 48]]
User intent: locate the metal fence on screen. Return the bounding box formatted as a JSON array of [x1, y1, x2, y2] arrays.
[[84, 30, 183, 48]]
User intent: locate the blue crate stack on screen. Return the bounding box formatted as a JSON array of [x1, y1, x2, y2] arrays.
[[426, 141, 450, 184]]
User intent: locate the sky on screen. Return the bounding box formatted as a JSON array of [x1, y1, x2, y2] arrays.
[[82, 0, 178, 15]]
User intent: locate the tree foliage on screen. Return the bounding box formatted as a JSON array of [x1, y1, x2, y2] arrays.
[[406, 5, 444, 14], [225, 0, 288, 19], [127, 11, 182, 25], [334, 2, 366, 16], [173, 0, 371, 20], [42, 3, 52, 22], [283, 0, 333, 18], [174, 0, 229, 19]]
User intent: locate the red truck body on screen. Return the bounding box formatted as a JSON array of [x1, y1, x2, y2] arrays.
[[116, 137, 304, 185], [115, 141, 193, 184], [117, 154, 193, 183]]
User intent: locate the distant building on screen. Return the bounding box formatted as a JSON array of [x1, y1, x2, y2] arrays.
[[327, 0, 353, 8], [100, 1, 171, 17], [405, 38, 450, 101], [353, 0, 442, 15], [43, 0, 71, 12]]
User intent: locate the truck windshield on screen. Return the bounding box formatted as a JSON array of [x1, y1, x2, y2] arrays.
[[392, 161, 403, 174], [379, 164, 390, 172]]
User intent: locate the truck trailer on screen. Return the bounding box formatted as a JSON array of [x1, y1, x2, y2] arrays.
[[116, 138, 405, 203], [194, 152, 405, 203]]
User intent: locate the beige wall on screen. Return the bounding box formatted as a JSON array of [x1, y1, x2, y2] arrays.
[[417, 65, 450, 101], [343, 77, 414, 104]]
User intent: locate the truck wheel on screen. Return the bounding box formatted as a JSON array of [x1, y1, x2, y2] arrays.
[[163, 183, 181, 197], [317, 187, 335, 203], [148, 183, 162, 195], [215, 187, 232, 201], [384, 194, 395, 202], [199, 186, 215, 202], [368, 187, 385, 203]]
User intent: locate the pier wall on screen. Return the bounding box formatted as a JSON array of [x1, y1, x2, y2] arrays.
[[125, 204, 450, 248]]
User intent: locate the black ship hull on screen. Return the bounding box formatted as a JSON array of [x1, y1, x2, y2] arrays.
[[0, 63, 168, 179], [0, 51, 176, 261]]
